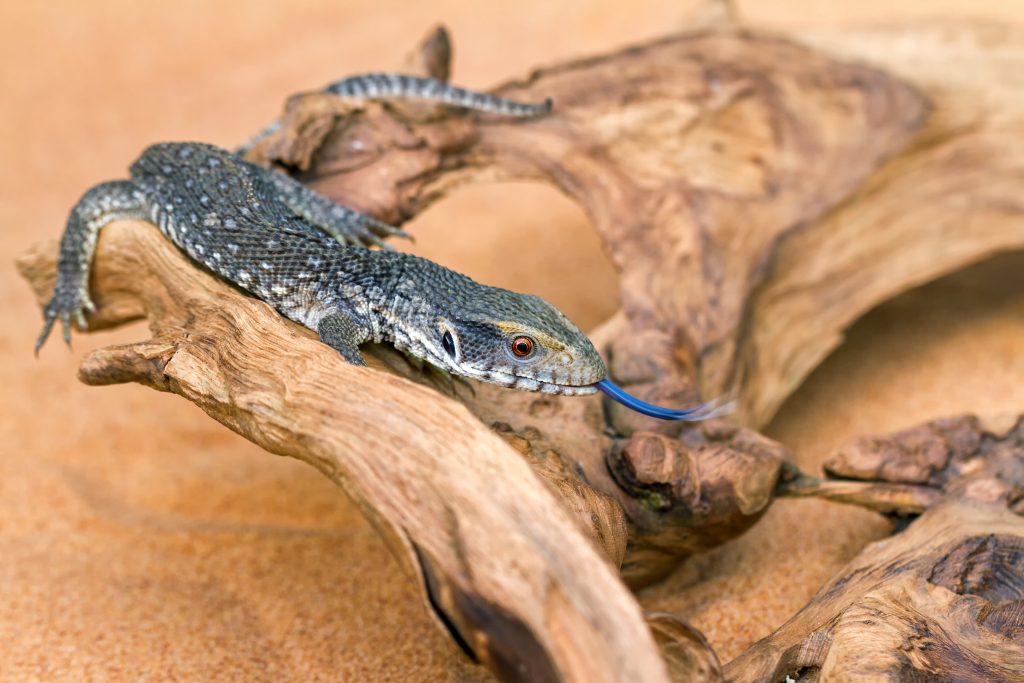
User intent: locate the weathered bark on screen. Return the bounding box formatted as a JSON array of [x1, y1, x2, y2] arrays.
[[729, 414, 1024, 682], [258, 22, 918, 586], [18, 10, 1024, 682]]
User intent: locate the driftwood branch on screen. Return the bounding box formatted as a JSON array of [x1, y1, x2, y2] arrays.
[[18, 11, 1024, 682], [254, 25, 931, 432], [778, 414, 1024, 516], [729, 414, 1024, 681], [17, 226, 680, 683]]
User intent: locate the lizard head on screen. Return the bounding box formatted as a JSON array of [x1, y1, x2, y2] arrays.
[[425, 286, 606, 395]]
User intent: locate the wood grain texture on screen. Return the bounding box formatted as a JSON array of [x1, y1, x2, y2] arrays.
[[244, 18, 1024, 589], [17, 226, 675, 683], [729, 415, 1024, 682]]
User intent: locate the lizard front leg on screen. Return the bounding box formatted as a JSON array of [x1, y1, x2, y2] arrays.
[[317, 313, 369, 366], [36, 180, 148, 352]]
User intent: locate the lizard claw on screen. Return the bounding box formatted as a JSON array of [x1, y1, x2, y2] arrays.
[[429, 364, 457, 396], [36, 287, 91, 354], [364, 215, 413, 242], [452, 373, 475, 398], [359, 230, 393, 251], [61, 312, 73, 346], [349, 215, 412, 250], [34, 313, 56, 356]]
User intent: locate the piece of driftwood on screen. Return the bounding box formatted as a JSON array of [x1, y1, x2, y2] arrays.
[[778, 414, 1024, 516], [729, 414, 1024, 681], [253, 24, 929, 436], [18, 7, 1024, 682], [17, 227, 677, 683]]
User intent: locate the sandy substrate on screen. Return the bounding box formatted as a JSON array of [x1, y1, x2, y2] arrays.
[[2, 1, 1023, 680]]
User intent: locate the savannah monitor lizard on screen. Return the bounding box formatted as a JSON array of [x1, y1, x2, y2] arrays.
[[36, 74, 727, 419]]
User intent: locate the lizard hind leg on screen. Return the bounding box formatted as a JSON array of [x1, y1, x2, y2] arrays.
[[267, 171, 411, 250], [36, 180, 148, 353]]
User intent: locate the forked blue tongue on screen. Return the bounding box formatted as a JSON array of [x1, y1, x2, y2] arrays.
[[594, 379, 735, 421]]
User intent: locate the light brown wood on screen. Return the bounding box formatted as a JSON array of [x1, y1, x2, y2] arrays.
[[729, 414, 1024, 681], [749, 19, 1024, 426], [252, 23, 929, 433], [244, 22, 926, 587]]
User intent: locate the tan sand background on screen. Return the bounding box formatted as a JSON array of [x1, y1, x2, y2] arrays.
[[2, 1, 1023, 680]]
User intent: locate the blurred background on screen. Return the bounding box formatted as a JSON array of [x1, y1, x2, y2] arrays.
[[2, 1, 1023, 680]]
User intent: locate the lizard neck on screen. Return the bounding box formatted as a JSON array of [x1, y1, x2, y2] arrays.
[[374, 251, 445, 360]]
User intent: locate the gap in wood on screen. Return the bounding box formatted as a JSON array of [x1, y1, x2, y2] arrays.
[[399, 181, 620, 332]]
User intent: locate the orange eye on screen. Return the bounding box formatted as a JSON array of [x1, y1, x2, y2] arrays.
[[511, 336, 535, 358]]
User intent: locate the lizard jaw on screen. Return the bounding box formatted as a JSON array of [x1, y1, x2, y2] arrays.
[[456, 365, 599, 396], [403, 342, 600, 396]]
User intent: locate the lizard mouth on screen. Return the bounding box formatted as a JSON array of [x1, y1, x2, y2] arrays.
[[413, 345, 600, 395], [453, 364, 599, 396]]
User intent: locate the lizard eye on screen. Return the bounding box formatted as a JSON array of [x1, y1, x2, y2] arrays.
[[510, 336, 535, 358], [442, 330, 456, 358]]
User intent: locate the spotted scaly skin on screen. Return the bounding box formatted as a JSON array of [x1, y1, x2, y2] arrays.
[[37, 142, 605, 395]]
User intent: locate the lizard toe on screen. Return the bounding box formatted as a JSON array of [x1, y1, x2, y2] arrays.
[[364, 216, 412, 242], [35, 312, 57, 355], [36, 290, 91, 352], [61, 311, 73, 346]]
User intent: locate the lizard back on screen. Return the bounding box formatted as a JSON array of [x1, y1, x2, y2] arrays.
[[130, 143, 390, 329]]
